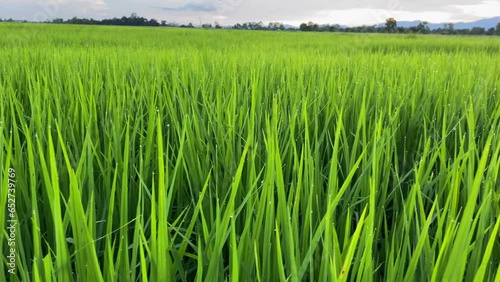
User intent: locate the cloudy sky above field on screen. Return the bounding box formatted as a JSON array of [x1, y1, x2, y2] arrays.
[[1, 0, 499, 26]]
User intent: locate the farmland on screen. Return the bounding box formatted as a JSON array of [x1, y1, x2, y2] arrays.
[[1, 24, 500, 281]]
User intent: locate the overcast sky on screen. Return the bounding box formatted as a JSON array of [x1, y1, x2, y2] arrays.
[[1, 0, 499, 26]]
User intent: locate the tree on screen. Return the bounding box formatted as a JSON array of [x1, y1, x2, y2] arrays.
[[385, 17, 397, 33], [147, 18, 159, 26], [455, 29, 470, 35], [495, 23, 500, 35], [397, 26, 406, 33], [202, 23, 213, 29], [309, 21, 319, 31], [444, 23, 455, 35], [236, 21, 264, 30], [268, 22, 284, 30], [365, 25, 377, 33], [161, 20, 167, 26], [214, 21, 222, 29], [416, 21, 430, 34], [470, 26, 485, 35], [299, 21, 319, 32], [328, 24, 341, 32], [179, 22, 195, 28]]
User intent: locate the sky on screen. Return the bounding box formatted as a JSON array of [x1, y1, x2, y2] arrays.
[[1, 0, 499, 26]]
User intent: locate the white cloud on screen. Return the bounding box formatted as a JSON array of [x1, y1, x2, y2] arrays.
[[1, 0, 499, 25], [0, 0, 110, 20], [212, 15, 227, 20], [305, 9, 453, 26], [450, 1, 500, 19]]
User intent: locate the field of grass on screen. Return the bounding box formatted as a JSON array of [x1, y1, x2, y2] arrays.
[[1, 23, 500, 281]]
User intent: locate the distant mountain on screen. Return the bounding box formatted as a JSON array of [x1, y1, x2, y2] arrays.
[[394, 17, 500, 30], [283, 24, 298, 30]]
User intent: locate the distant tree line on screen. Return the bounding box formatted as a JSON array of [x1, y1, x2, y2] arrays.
[[297, 18, 500, 36], [57, 13, 166, 27], [0, 13, 175, 27], [1, 14, 499, 36], [231, 21, 284, 30]]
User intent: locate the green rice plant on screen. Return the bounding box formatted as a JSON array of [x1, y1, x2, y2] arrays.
[[0, 23, 499, 281]]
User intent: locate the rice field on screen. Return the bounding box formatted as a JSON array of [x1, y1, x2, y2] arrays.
[[1, 23, 500, 281]]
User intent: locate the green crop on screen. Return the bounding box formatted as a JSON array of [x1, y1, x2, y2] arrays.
[[1, 23, 500, 281]]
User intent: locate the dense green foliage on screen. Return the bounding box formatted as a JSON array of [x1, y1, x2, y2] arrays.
[[1, 23, 500, 281]]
